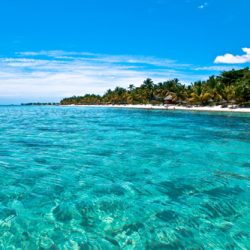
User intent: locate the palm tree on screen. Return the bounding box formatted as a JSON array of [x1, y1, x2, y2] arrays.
[[60, 68, 250, 106], [140, 78, 155, 103], [128, 84, 135, 92], [189, 81, 212, 105]]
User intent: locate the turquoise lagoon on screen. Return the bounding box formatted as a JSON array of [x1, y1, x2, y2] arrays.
[[0, 106, 249, 249]]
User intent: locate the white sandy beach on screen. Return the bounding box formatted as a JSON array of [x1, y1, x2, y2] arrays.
[[63, 104, 250, 113]]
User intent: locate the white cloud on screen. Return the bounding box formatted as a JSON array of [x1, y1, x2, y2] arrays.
[[17, 50, 189, 68], [0, 51, 210, 103], [198, 2, 208, 9], [214, 48, 250, 64], [194, 65, 241, 71], [0, 51, 201, 103]]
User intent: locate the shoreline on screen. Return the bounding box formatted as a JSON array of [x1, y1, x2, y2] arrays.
[[61, 104, 250, 113]]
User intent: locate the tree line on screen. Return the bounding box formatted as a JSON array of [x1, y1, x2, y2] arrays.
[[21, 102, 59, 106], [60, 68, 250, 106]]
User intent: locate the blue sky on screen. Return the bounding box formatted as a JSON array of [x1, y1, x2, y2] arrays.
[[0, 0, 249, 104]]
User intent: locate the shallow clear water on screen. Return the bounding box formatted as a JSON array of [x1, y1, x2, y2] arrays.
[[0, 106, 249, 249]]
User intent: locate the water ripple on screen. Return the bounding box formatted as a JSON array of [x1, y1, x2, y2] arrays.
[[0, 106, 249, 249]]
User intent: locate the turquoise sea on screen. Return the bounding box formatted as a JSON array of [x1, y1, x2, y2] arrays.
[[0, 106, 249, 249]]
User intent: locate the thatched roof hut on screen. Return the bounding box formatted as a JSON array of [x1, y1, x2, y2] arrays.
[[164, 94, 173, 104]]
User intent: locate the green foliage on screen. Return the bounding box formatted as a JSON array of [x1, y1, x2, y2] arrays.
[[60, 68, 250, 106]]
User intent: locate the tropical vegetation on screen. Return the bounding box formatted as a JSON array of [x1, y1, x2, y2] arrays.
[[60, 68, 250, 107]]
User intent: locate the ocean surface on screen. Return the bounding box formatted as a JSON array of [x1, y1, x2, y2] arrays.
[[0, 106, 249, 249]]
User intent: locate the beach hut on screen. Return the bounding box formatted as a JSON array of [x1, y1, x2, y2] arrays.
[[164, 94, 173, 105], [220, 99, 228, 108], [207, 98, 214, 106]]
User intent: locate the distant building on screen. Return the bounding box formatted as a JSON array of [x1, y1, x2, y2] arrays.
[[164, 94, 173, 104]]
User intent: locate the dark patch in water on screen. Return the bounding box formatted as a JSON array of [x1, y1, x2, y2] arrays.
[[98, 200, 123, 213], [204, 185, 243, 198], [37, 127, 78, 134], [76, 201, 95, 214], [94, 150, 114, 157], [78, 243, 89, 250], [157, 181, 196, 200], [133, 186, 152, 196], [123, 222, 145, 236], [12, 139, 66, 149], [185, 216, 202, 230], [38, 127, 59, 132], [116, 127, 139, 132], [80, 211, 101, 229], [241, 162, 250, 168], [53, 204, 73, 222], [38, 127, 78, 133], [94, 184, 126, 196], [0, 150, 11, 156], [156, 210, 178, 222], [21, 232, 30, 241], [233, 231, 249, 240], [53, 185, 64, 195], [76, 201, 97, 228], [215, 171, 250, 181], [104, 236, 120, 247], [201, 201, 239, 219], [175, 227, 193, 238], [143, 168, 152, 175], [34, 158, 48, 164], [80, 215, 92, 228]]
